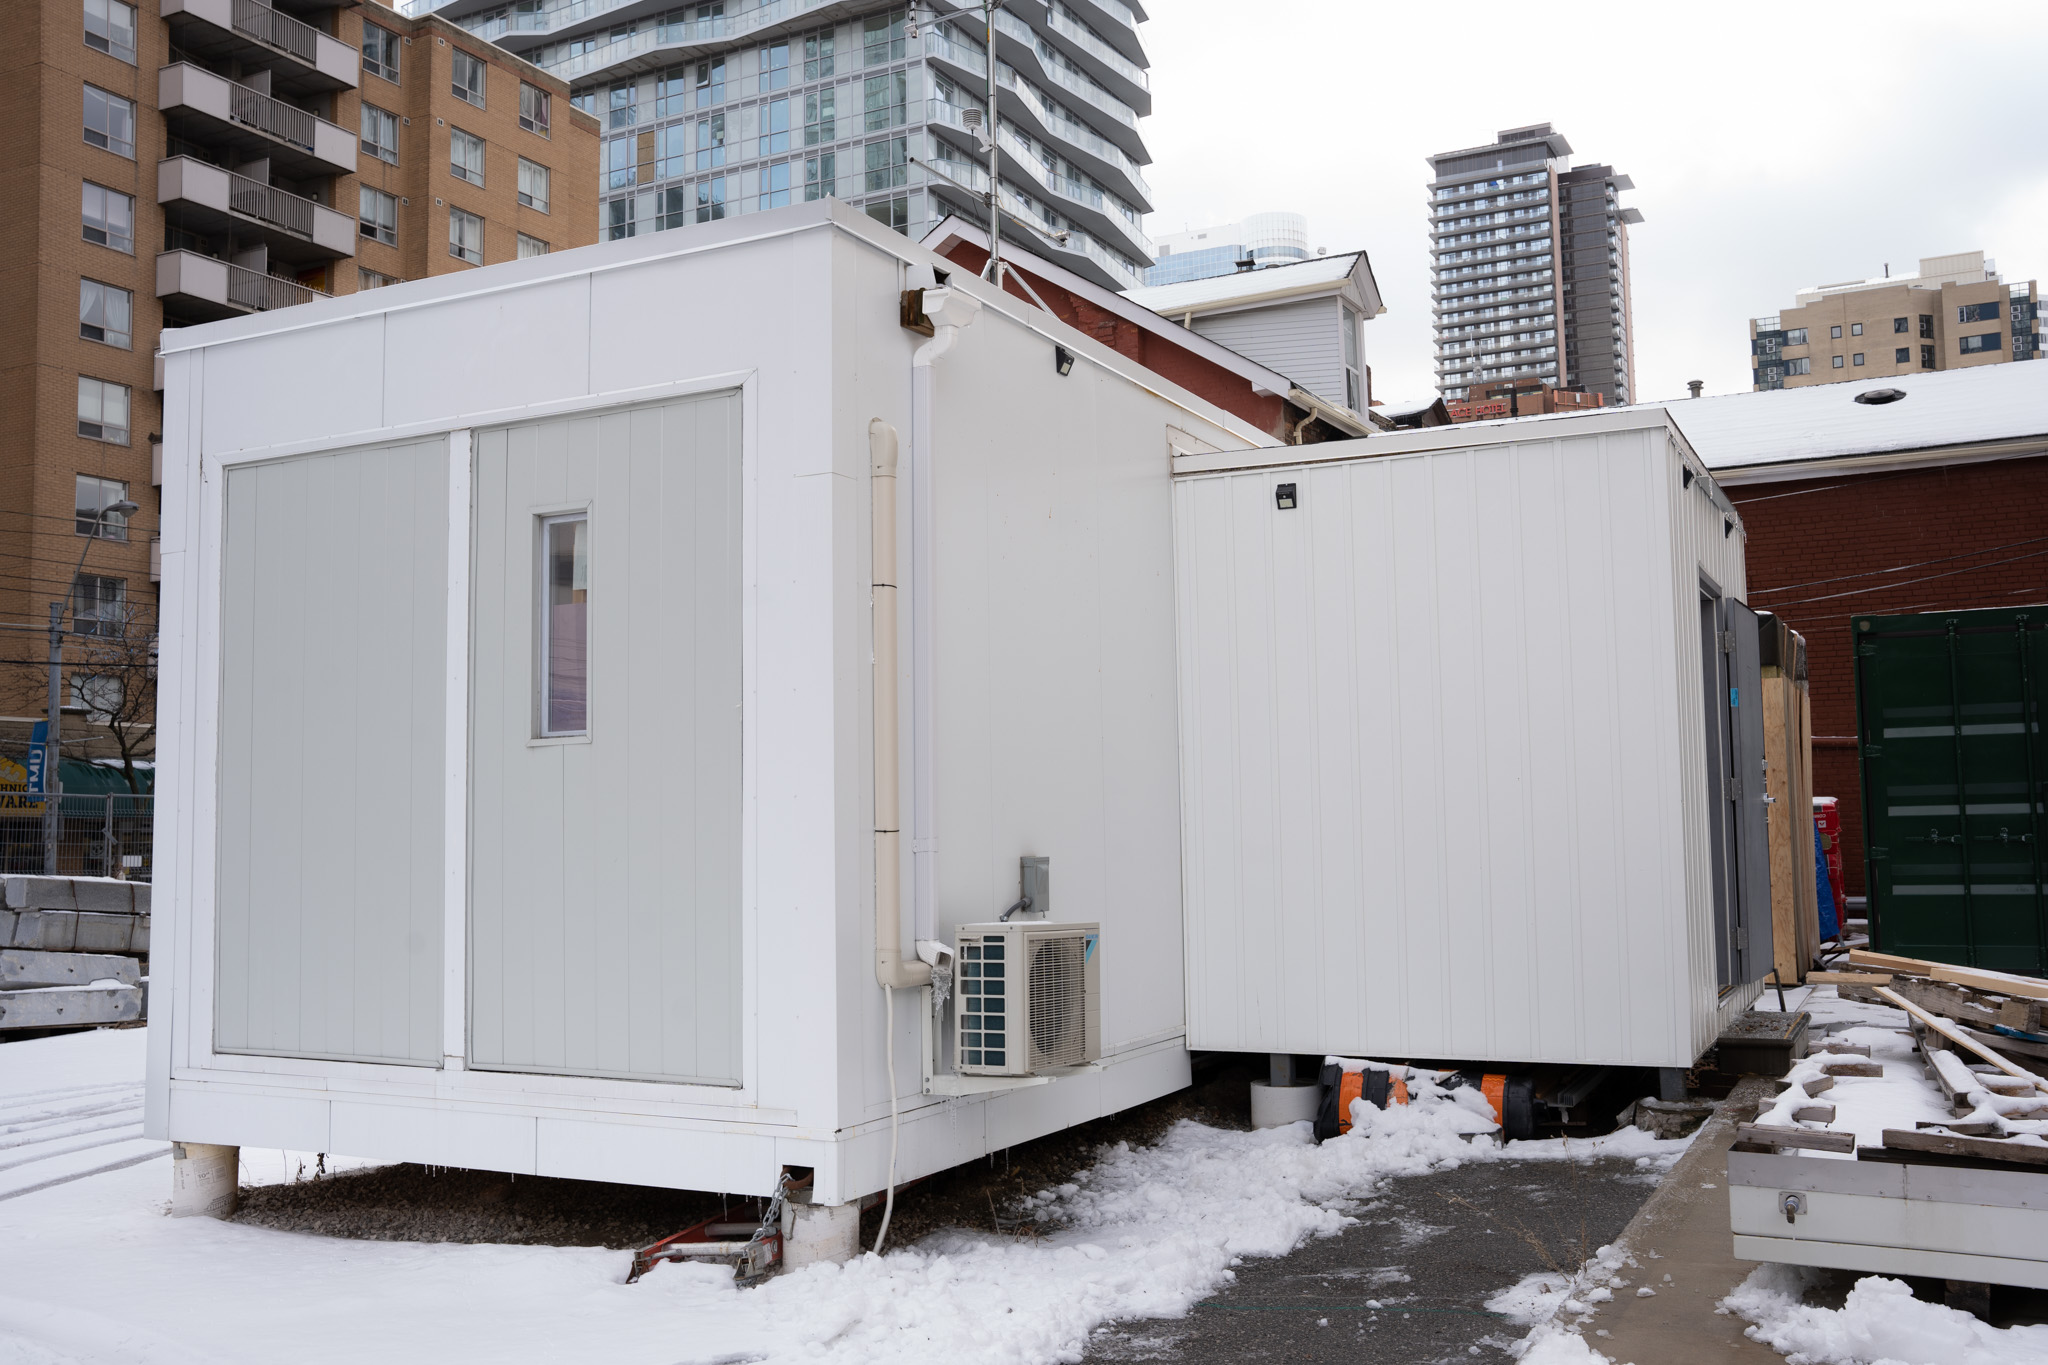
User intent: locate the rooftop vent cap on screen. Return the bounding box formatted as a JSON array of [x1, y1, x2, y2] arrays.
[[1854, 388, 1907, 406]]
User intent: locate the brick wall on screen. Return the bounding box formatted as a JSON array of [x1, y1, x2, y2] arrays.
[[1732, 452, 2048, 895]]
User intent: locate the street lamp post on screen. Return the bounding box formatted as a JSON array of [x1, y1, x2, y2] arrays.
[[43, 498, 139, 875]]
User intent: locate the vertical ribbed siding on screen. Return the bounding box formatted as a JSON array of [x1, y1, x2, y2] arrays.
[[1176, 423, 1747, 1067]]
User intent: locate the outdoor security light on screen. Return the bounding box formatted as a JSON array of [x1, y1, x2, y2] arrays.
[[1275, 483, 1297, 510], [1054, 345, 1075, 376]]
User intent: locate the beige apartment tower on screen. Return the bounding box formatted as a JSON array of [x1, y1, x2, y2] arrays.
[[1750, 252, 2042, 390], [0, 0, 596, 777]]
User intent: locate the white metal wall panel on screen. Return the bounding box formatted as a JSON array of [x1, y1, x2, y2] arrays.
[[215, 438, 447, 1064], [1193, 298, 1343, 408], [468, 393, 743, 1085], [1175, 425, 1733, 1067]]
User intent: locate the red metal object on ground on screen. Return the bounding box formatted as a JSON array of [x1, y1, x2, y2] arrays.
[[627, 1210, 782, 1283], [1813, 797, 1846, 923]]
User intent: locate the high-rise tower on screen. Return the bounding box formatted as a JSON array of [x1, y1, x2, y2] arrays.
[[1427, 124, 1639, 404], [405, 0, 1157, 290]]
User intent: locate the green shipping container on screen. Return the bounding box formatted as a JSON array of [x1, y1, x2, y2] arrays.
[[1853, 605, 2048, 973]]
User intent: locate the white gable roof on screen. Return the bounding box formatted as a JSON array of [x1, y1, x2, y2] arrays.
[[1124, 252, 1381, 317]]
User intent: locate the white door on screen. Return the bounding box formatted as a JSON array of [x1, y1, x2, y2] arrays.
[[467, 393, 743, 1085]]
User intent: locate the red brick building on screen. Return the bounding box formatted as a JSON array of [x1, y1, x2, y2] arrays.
[[921, 218, 1370, 445], [1674, 364, 2048, 897], [1447, 377, 1607, 423]]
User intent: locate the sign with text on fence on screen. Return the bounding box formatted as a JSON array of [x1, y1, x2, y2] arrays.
[[0, 751, 43, 812]]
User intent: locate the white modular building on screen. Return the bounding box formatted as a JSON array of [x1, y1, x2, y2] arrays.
[[143, 200, 1262, 1207], [1170, 410, 1773, 1071]]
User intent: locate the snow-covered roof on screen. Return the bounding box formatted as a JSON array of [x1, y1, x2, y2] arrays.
[[1374, 397, 1447, 420], [1124, 252, 1380, 317], [1666, 362, 2048, 480]]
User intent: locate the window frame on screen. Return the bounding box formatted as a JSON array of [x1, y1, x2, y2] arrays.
[[359, 267, 399, 289], [1830, 355, 1844, 369], [71, 574, 127, 638], [536, 511, 591, 738], [450, 127, 487, 186], [75, 474, 130, 540], [1894, 347, 1910, 364], [361, 103, 400, 164], [1850, 322, 1863, 336], [517, 232, 550, 258], [82, 0, 137, 64], [359, 185, 398, 245], [517, 156, 550, 212], [78, 278, 133, 349], [520, 80, 552, 135], [451, 48, 488, 109], [363, 21, 401, 83], [81, 181, 135, 253], [82, 83, 137, 158], [448, 205, 485, 265], [1958, 332, 2002, 355], [76, 375, 130, 445]]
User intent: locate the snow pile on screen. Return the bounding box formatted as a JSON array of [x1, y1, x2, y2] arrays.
[[1722, 1264, 2048, 1364], [1487, 1241, 1634, 1364], [0, 1029, 1691, 1365]]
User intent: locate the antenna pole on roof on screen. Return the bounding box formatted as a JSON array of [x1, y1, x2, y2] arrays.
[[983, 1, 1003, 290]]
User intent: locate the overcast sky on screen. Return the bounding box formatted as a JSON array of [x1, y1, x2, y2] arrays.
[[1135, 0, 2048, 405]]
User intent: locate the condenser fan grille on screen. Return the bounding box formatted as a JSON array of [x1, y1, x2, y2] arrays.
[[1028, 935, 1088, 1068]]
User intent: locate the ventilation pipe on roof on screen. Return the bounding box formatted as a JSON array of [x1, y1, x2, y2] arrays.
[[1687, 380, 1704, 398]]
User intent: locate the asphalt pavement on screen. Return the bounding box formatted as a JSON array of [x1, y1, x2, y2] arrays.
[[1084, 1154, 1655, 1363]]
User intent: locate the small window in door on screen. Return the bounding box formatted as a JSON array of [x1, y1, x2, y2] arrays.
[[540, 513, 589, 735]]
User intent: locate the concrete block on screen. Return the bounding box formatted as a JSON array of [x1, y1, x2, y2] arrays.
[[1, 876, 147, 914], [0, 948, 141, 987], [0, 909, 148, 954], [0, 983, 144, 1029], [781, 1195, 860, 1268], [170, 1142, 239, 1218]]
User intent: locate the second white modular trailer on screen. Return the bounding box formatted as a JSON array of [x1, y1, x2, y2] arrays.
[[1171, 410, 1774, 1071], [144, 201, 1265, 1209]]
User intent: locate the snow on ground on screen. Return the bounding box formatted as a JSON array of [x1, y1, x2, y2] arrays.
[[1722, 1264, 2048, 1365], [0, 1029, 1691, 1365]]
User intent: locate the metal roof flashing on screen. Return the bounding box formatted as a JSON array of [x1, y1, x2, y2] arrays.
[[1170, 405, 1703, 477]]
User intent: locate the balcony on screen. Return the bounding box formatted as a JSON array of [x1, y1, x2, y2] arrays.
[[157, 248, 329, 322], [159, 156, 355, 262], [990, 8, 1146, 143], [161, 0, 358, 95], [159, 63, 355, 177], [1057, 0, 1148, 64], [1039, 5, 1148, 112], [533, 0, 863, 84]]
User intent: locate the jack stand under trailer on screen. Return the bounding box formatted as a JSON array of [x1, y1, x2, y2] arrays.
[[627, 1176, 789, 1284]]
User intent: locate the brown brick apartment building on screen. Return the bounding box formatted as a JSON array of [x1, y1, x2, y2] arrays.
[[1751, 251, 2043, 391], [1677, 363, 2048, 901], [0, 0, 596, 780]]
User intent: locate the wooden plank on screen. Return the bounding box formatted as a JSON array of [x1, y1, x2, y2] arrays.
[[1819, 1059, 1884, 1077], [1808, 971, 1891, 985], [2000, 1000, 2046, 1033], [1764, 675, 1800, 985], [1848, 949, 1942, 975], [1873, 985, 2047, 1093], [1802, 1075, 1835, 1098], [1927, 1048, 1981, 1104], [1816, 1041, 1872, 1057], [1792, 1103, 1836, 1123], [0, 948, 140, 988], [1916, 1119, 2001, 1137], [1881, 1128, 2048, 1168], [1888, 977, 2005, 1030], [1959, 1024, 2048, 1063], [1736, 1123, 1857, 1153], [1930, 965, 2048, 1003]]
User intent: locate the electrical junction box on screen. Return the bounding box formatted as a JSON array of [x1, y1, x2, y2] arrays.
[[955, 922, 1100, 1077]]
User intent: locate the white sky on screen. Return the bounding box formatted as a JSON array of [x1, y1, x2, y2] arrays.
[[1135, 0, 2048, 405]]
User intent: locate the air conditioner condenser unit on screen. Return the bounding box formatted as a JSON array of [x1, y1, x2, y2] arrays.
[[954, 922, 1100, 1077]]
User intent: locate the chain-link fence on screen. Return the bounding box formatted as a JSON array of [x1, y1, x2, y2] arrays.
[[0, 794, 153, 881]]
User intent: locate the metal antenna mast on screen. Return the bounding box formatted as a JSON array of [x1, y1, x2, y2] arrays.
[[982, 1, 1002, 289]]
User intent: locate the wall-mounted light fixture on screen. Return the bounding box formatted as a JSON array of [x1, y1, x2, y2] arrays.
[[1275, 482, 1297, 510], [1681, 466, 1694, 489], [1054, 345, 1075, 377], [1724, 517, 1735, 539]]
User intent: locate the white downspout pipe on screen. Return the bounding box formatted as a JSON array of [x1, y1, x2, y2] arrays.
[[870, 415, 928, 996], [906, 286, 981, 955]]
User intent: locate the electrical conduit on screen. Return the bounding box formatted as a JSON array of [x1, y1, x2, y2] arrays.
[[869, 285, 977, 1253]]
